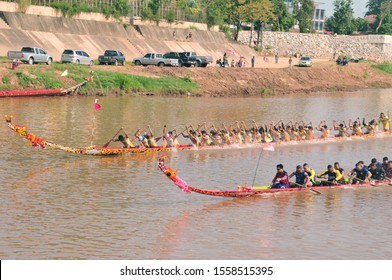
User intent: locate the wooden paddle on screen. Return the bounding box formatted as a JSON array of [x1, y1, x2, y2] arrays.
[[351, 176, 376, 186], [102, 128, 123, 148], [292, 182, 322, 195]]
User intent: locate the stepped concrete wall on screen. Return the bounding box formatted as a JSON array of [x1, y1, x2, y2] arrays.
[[1, 12, 128, 37], [136, 25, 226, 44], [0, 10, 254, 65]]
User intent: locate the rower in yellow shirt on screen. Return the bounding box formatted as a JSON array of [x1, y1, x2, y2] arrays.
[[378, 112, 390, 131], [349, 119, 362, 136], [317, 164, 343, 186]]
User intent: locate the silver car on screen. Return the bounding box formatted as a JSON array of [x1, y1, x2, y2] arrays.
[[299, 56, 313, 67], [61, 50, 94, 65]]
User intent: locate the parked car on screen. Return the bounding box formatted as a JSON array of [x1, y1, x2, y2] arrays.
[[163, 52, 196, 67], [7, 47, 53, 65], [98, 50, 126, 66], [299, 56, 313, 67], [61, 49, 94, 65], [133, 53, 179, 67], [182, 51, 213, 67]]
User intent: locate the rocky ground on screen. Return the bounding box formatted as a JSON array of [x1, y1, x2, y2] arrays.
[[238, 31, 392, 62]]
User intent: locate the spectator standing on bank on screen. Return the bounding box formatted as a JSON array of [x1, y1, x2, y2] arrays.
[[251, 56, 255, 68], [289, 56, 293, 68], [275, 53, 279, 64], [173, 30, 176, 40]]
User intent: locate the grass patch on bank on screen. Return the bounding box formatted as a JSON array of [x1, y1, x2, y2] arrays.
[[372, 63, 392, 75], [93, 70, 199, 95], [1, 63, 199, 95]]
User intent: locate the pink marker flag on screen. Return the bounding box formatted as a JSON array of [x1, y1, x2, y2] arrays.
[[94, 99, 102, 111]]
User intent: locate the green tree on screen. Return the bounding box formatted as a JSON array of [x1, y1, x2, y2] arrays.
[[375, 0, 392, 32], [325, 0, 355, 34], [365, 0, 392, 33], [292, 0, 315, 33], [202, 0, 227, 28], [239, 0, 276, 46], [352, 17, 370, 32], [225, 0, 249, 41], [376, 10, 392, 34], [366, 0, 389, 15], [270, 0, 294, 31]]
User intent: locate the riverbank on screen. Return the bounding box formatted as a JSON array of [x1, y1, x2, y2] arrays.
[[1, 59, 392, 97]]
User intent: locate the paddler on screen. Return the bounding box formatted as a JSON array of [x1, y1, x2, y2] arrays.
[[289, 165, 310, 188], [333, 120, 349, 137], [221, 124, 232, 144], [200, 130, 213, 146], [386, 161, 392, 180], [185, 126, 201, 146], [378, 113, 390, 131], [317, 164, 343, 186], [269, 122, 282, 142], [367, 158, 382, 169], [135, 128, 150, 147], [289, 121, 302, 141], [297, 122, 307, 140], [334, 162, 346, 184], [317, 121, 331, 138], [303, 163, 316, 186], [303, 122, 315, 140], [278, 121, 291, 142], [271, 164, 290, 189], [382, 157, 389, 172], [240, 121, 253, 143], [114, 131, 135, 148], [209, 125, 223, 145], [251, 120, 263, 143], [348, 162, 372, 183], [362, 118, 378, 134], [368, 163, 386, 181], [349, 119, 362, 136], [146, 125, 158, 147]]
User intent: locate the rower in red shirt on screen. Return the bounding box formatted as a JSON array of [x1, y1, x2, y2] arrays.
[[271, 164, 290, 189]]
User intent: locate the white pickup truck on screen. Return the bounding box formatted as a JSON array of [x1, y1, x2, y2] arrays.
[[133, 53, 178, 67], [7, 47, 53, 65]]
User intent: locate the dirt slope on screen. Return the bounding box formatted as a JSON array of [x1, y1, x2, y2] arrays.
[[93, 60, 392, 96], [1, 59, 391, 96]]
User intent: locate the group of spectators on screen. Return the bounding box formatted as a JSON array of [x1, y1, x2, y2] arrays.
[[216, 53, 256, 68]]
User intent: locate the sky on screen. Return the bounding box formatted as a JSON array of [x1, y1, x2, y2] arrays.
[[322, 0, 369, 18]]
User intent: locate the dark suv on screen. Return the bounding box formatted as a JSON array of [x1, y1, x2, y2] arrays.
[[98, 50, 126, 66], [163, 52, 196, 67]]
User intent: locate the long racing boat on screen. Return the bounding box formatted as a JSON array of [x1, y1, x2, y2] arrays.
[[0, 72, 94, 97], [158, 158, 392, 197], [5, 116, 392, 156]]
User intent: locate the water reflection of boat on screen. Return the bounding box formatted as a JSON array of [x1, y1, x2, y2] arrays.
[[5, 116, 392, 156], [0, 73, 93, 97], [158, 158, 391, 198]]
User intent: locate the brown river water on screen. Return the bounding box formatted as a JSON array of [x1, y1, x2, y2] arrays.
[[1, 89, 392, 260]]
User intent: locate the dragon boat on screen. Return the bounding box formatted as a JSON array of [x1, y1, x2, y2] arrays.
[[0, 72, 94, 97], [5, 116, 392, 156], [158, 158, 392, 198]]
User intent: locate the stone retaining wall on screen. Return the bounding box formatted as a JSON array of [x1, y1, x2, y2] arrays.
[[238, 31, 392, 62]]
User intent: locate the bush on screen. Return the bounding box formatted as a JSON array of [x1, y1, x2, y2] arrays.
[[17, 0, 30, 13], [166, 11, 175, 24]]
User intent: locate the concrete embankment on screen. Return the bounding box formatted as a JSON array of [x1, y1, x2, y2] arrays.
[[0, 8, 255, 64], [0, 2, 391, 66]]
